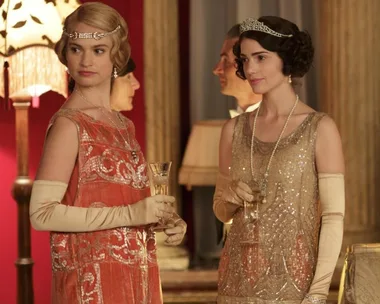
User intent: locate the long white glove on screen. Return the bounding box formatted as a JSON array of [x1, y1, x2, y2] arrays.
[[30, 180, 175, 232], [302, 173, 345, 304]]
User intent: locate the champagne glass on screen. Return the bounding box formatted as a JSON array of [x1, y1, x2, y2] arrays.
[[240, 185, 261, 245], [243, 196, 259, 222], [149, 161, 175, 230]]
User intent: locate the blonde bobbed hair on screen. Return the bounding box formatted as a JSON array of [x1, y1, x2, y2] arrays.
[[55, 2, 130, 73]]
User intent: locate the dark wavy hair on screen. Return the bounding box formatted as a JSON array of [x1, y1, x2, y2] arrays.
[[233, 16, 314, 80], [118, 58, 136, 77]]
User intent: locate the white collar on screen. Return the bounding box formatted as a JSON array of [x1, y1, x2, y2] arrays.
[[229, 101, 261, 118]]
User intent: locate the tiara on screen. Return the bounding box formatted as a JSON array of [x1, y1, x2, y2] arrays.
[[240, 18, 293, 38], [63, 25, 121, 40]]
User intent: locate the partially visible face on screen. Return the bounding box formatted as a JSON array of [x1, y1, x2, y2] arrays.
[[213, 38, 248, 96], [111, 72, 140, 111], [66, 22, 114, 88], [240, 38, 288, 94]]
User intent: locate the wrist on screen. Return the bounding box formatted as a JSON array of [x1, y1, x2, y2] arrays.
[[304, 294, 326, 304], [174, 218, 185, 226]]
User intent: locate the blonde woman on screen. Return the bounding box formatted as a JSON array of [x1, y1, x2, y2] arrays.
[[29, 3, 186, 303]]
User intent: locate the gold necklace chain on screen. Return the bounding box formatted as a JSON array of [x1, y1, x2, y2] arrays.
[[250, 95, 299, 203], [75, 88, 138, 159]]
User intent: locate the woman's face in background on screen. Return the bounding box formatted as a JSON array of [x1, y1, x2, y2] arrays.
[[111, 72, 140, 111]]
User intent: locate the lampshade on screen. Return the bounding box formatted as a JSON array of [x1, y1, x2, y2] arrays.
[[0, 0, 81, 104], [178, 120, 226, 189], [0, 0, 81, 55]]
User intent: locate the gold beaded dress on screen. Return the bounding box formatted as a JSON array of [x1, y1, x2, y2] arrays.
[[217, 111, 326, 304]]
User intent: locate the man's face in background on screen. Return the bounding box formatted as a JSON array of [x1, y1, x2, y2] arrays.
[[213, 38, 248, 96]]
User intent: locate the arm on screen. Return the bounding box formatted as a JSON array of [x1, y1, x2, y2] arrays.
[[213, 119, 253, 223], [303, 116, 345, 303], [30, 116, 174, 232]]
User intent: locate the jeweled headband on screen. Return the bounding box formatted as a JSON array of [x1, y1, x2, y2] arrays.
[[240, 18, 293, 38], [63, 25, 121, 40]]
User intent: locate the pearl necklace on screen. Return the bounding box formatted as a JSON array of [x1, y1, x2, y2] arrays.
[[75, 88, 139, 161], [250, 95, 299, 203]]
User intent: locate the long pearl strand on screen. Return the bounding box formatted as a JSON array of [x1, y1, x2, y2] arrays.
[[250, 95, 299, 203]]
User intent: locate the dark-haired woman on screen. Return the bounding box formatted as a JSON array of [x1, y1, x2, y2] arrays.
[[213, 16, 345, 304], [110, 58, 140, 111]]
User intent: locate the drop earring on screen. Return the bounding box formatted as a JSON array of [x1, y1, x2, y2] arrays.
[[288, 75, 292, 84], [113, 67, 118, 79]]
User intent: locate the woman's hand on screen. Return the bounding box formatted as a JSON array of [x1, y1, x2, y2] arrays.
[[163, 217, 187, 246], [224, 179, 255, 207]]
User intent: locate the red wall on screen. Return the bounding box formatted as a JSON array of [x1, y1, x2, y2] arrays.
[[177, 0, 194, 260], [0, 1, 144, 303]]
